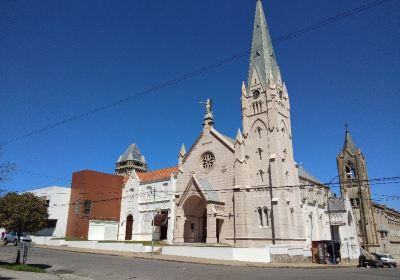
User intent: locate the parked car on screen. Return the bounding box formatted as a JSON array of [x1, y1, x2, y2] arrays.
[[375, 253, 397, 268], [2, 231, 32, 246]]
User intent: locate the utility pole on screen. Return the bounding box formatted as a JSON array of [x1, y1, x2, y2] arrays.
[[326, 175, 340, 265], [268, 165, 275, 245], [326, 191, 336, 265], [151, 187, 156, 256], [232, 188, 240, 248]]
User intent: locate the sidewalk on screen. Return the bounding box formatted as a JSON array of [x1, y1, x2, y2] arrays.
[[36, 244, 358, 269], [0, 267, 91, 280], [0, 267, 58, 280]]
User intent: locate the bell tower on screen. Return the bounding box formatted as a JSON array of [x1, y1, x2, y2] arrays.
[[337, 127, 379, 250], [238, 0, 304, 243]]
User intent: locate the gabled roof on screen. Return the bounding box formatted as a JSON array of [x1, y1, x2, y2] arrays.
[[117, 143, 146, 163], [210, 127, 235, 151], [196, 177, 221, 203], [298, 166, 322, 185], [183, 128, 235, 163], [137, 166, 177, 183], [178, 174, 222, 205]]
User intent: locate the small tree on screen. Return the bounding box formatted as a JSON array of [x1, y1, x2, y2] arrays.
[[0, 192, 48, 264], [0, 146, 15, 188]]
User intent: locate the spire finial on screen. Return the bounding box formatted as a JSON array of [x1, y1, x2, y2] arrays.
[[345, 123, 349, 133], [179, 143, 186, 158], [236, 128, 244, 144], [201, 98, 214, 128]]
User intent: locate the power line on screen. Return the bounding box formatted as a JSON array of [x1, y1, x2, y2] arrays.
[[2, 167, 400, 194], [1, 0, 392, 146], [2, 175, 400, 209]]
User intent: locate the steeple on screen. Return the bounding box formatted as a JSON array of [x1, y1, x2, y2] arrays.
[[343, 125, 358, 154], [247, 0, 280, 91]]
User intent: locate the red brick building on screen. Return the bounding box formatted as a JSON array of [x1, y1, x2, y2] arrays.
[[66, 170, 125, 240]]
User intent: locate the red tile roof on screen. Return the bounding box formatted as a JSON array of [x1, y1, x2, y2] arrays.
[[137, 166, 178, 183]]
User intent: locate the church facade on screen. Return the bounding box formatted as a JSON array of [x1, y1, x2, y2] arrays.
[[173, 0, 305, 248]]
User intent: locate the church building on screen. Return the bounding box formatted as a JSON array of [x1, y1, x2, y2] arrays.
[[337, 128, 400, 258], [173, 0, 305, 249]]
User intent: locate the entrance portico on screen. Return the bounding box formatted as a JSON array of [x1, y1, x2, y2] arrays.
[[174, 175, 225, 244]]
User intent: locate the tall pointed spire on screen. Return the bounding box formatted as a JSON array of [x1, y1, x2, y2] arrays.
[[343, 125, 358, 153], [247, 0, 280, 91]]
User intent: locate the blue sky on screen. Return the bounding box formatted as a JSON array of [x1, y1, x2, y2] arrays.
[[1, 0, 399, 209]]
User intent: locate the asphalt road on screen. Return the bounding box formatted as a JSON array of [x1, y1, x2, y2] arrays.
[[0, 245, 399, 280]]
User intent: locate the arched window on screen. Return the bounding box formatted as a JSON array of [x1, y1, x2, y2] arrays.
[[345, 163, 356, 179], [258, 169, 265, 182], [256, 147, 263, 160], [348, 211, 353, 226], [290, 207, 295, 228], [279, 90, 283, 100], [256, 126, 262, 138], [258, 208, 263, 227], [263, 207, 269, 227]]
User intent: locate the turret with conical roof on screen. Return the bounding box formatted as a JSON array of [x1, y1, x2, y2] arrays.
[[115, 143, 148, 176]]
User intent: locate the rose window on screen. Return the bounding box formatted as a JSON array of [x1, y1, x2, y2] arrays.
[[201, 152, 215, 171]]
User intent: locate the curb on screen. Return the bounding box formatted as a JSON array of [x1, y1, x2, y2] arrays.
[[35, 244, 358, 269]]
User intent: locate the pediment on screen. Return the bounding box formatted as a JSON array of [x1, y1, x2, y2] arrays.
[[183, 129, 234, 164], [177, 174, 223, 206]]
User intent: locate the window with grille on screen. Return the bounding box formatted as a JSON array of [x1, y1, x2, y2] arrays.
[[83, 200, 92, 215]]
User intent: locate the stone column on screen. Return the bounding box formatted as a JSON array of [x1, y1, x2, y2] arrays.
[[206, 204, 217, 243]]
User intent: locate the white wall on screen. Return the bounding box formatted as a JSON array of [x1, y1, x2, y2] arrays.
[[338, 198, 360, 260], [30, 236, 158, 253], [88, 220, 118, 241], [118, 172, 176, 243], [162, 246, 271, 263], [26, 186, 71, 237]]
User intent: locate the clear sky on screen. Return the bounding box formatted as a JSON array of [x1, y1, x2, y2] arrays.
[[1, 0, 399, 209]]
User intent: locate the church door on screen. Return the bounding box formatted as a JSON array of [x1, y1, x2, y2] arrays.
[[125, 215, 133, 240], [183, 195, 207, 243], [216, 218, 223, 243]]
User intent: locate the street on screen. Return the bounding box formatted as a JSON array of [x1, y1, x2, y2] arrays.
[[0, 245, 399, 280]]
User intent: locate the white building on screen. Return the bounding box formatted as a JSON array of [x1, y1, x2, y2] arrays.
[[118, 167, 177, 243], [26, 186, 71, 238], [299, 167, 360, 263]]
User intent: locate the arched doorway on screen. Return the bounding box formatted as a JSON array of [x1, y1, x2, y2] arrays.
[[183, 195, 207, 243], [125, 214, 133, 240]]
